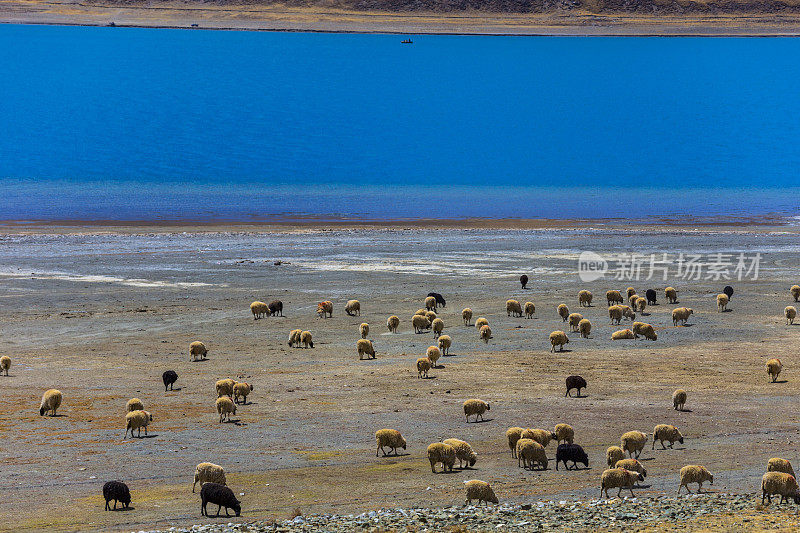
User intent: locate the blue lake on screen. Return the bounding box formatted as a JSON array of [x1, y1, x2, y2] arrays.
[[1, 24, 799, 220]]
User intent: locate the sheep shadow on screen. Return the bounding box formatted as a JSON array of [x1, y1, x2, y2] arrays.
[[222, 419, 242, 425], [554, 349, 573, 353], [47, 413, 68, 417], [191, 358, 210, 363], [566, 393, 589, 398], [432, 364, 445, 369], [466, 418, 494, 424], [721, 309, 733, 313], [676, 408, 693, 413], [166, 387, 183, 392], [379, 452, 410, 458], [420, 376, 438, 380], [772, 380, 788, 384], [108, 506, 136, 512], [556, 464, 591, 471]]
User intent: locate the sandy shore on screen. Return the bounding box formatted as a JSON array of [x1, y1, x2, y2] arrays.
[[2, 226, 800, 531], [6, 1, 800, 35]]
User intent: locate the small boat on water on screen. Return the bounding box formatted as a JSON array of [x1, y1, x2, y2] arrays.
[[401, 39, 413, 44]]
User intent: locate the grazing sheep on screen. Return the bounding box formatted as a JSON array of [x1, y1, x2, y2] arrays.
[[215, 378, 236, 398], [357, 339, 376, 360], [425, 296, 438, 311], [300, 330, 314, 349], [462, 308, 473, 326], [413, 314, 431, 333], [578, 290, 593, 307], [717, 293, 729, 312], [615, 459, 647, 480], [464, 479, 499, 505], [345, 299, 361, 316], [268, 300, 283, 316], [520, 274, 529, 289], [479, 325, 492, 343], [216, 397, 236, 423], [626, 287, 636, 298], [556, 443, 589, 470], [415, 309, 427, 316], [442, 438, 478, 468], [621, 431, 648, 458], [103, 481, 131, 511], [524, 302, 536, 318], [39, 389, 62, 416], [193, 462, 226, 492], [632, 321, 657, 341], [761, 472, 800, 504], [506, 427, 524, 457], [463, 399, 490, 422], [549, 330, 569, 352], [768, 458, 796, 478], [316, 301, 333, 318], [521, 428, 557, 448], [189, 341, 208, 361], [767, 358, 783, 382], [425, 310, 438, 324], [578, 318, 591, 338], [792, 285, 800, 302], [437, 335, 452, 356], [200, 482, 241, 517], [162, 370, 178, 391], [516, 438, 548, 470], [124, 410, 153, 438], [126, 398, 144, 413], [475, 317, 488, 330], [554, 423, 574, 445], [567, 313, 583, 332], [233, 382, 253, 404], [375, 429, 406, 456], [557, 304, 569, 322], [672, 307, 693, 326], [416, 357, 431, 378], [646, 288, 657, 305], [600, 468, 644, 498], [620, 305, 636, 321], [652, 424, 684, 449], [0, 355, 9, 376], [506, 299, 523, 317], [426, 346, 441, 367], [288, 329, 302, 348], [628, 294, 639, 309], [432, 318, 444, 338], [427, 292, 446, 308], [786, 306, 797, 325], [606, 446, 625, 467], [611, 329, 635, 340], [678, 465, 714, 494], [387, 315, 400, 333], [250, 301, 269, 319], [635, 296, 647, 314], [607, 290, 624, 306], [608, 305, 623, 325], [665, 287, 678, 303], [565, 375, 587, 397], [672, 389, 687, 411], [359, 323, 369, 339], [427, 442, 456, 473]]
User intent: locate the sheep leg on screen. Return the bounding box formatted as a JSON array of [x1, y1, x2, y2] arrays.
[[216, 505, 222, 517], [661, 441, 667, 450], [629, 488, 635, 497]]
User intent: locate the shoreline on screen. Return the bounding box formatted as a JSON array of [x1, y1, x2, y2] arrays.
[[6, 3, 800, 36]]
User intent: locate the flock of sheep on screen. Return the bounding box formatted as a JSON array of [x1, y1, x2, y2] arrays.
[[15, 280, 800, 515]]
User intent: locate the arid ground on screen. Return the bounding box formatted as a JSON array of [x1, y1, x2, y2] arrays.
[[1, 222, 800, 531]]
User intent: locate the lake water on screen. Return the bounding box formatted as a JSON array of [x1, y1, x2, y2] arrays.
[[2, 24, 799, 221]]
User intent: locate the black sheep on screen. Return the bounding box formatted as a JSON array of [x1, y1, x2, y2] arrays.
[[200, 482, 241, 517], [565, 375, 587, 397], [103, 480, 131, 511], [645, 288, 657, 305], [520, 274, 529, 289], [427, 292, 446, 308], [555, 444, 589, 470], [162, 370, 178, 391], [268, 300, 283, 316], [723, 285, 734, 299]]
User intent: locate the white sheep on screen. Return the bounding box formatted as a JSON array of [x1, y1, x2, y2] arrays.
[[717, 293, 729, 312], [621, 430, 648, 458], [431, 318, 444, 338], [416, 357, 431, 378], [792, 285, 800, 302], [549, 330, 569, 352], [479, 324, 492, 343], [288, 329, 302, 348], [672, 307, 693, 326], [216, 378, 236, 398], [463, 399, 490, 422], [611, 329, 635, 340], [412, 314, 431, 333], [652, 424, 684, 449], [345, 299, 361, 316], [192, 462, 226, 492], [126, 398, 144, 413], [506, 427, 524, 457], [464, 479, 498, 505], [124, 410, 152, 438], [475, 317, 488, 330], [608, 305, 623, 325], [506, 299, 523, 317], [300, 330, 314, 348], [678, 465, 713, 494], [761, 471, 800, 504], [524, 302, 536, 318], [375, 429, 406, 456], [522, 428, 557, 448], [578, 318, 591, 338], [387, 315, 400, 333], [606, 290, 624, 306], [426, 442, 456, 473], [250, 301, 269, 319], [425, 296, 438, 311], [462, 308, 473, 326], [567, 312, 583, 332], [359, 323, 369, 339], [768, 458, 796, 478], [767, 358, 783, 382], [516, 438, 547, 470], [233, 382, 253, 404], [632, 321, 657, 341], [672, 389, 687, 411], [635, 296, 647, 314], [606, 446, 625, 467], [600, 468, 643, 498], [557, 304, 569, 322], [442, 438, 478, 469], [626, 287, 636, 299], [578, 290, 593, 307], [665, 287, 678, 303], [554, 423, 574, 445], [615, 458, 647, 482], [357, 339, 376, 360], [39, 389, 62, 416], [786, 306, 796, 325], [189, 341, 208, 361], [0, 355, 10, 376], [437, 335, 452, 356], [216, 397, 236, 423], [426, 346, 441, 368]]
